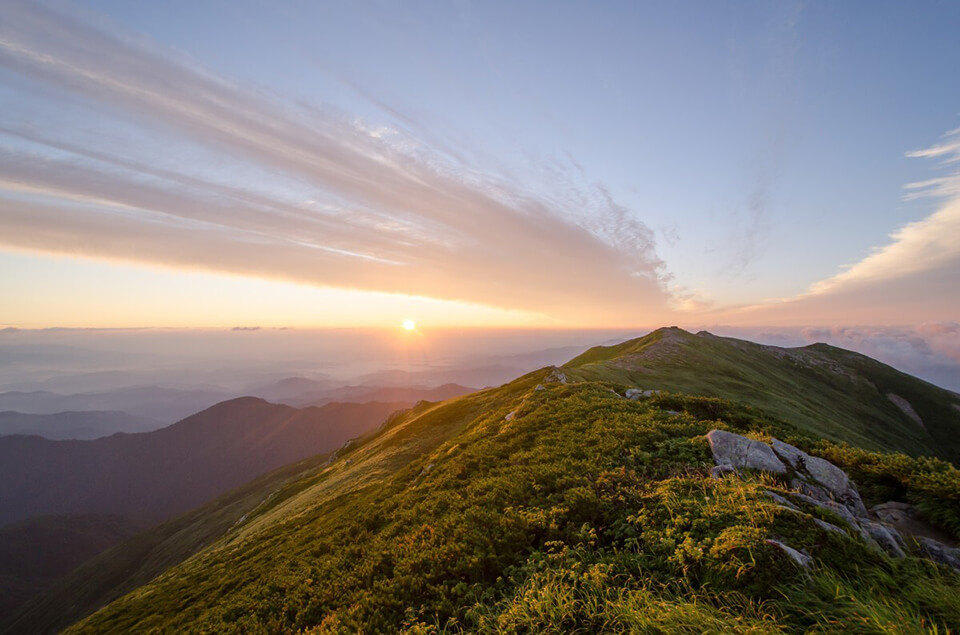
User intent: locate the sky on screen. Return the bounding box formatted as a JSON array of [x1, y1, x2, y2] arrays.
[[0, 1, 958, 351]]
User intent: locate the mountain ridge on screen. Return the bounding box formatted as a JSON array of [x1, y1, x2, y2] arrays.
[[9, 329, 960, 633], [0, 397, 410, 526], [565, 326, 960, 463]]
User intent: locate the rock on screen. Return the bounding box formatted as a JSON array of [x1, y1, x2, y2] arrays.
[[869, 501, 958, 545], [772, 437, 867, 518], [710, 464, 738, 480], [790, 492, 864, 534], [791, 478, 831, 503], [504, 411, 516, 422], [862, 521, 906, 558], [545, 367, 567, 384], [766, 539, 812, 568], [886, 393, 924, 429], [770, 438, 807, 469], [625, 388, 643, 400], [706, 430, 786, 474], [804, 455, 858, 500], [812, 517, 847, 536], [763, 490, 800, 510], [917, 537, 960, 572], [535, 384, 545, 391], [870, 501, 917, 524]]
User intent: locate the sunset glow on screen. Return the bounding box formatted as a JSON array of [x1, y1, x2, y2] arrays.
[[0, 0, 957, 360]]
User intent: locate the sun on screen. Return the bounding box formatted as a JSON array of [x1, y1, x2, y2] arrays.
[[402, 319, 416, 331]]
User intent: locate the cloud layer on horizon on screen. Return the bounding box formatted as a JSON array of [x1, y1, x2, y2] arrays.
[[0, 0, 670, 324]]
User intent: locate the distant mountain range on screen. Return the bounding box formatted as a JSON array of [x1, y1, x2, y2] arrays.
[[0, 383, 477, 434], [6, 328, 960, 633], [0, 387, 234, 424], [0, 411, 163, 440], [0, 398, 409, 527]]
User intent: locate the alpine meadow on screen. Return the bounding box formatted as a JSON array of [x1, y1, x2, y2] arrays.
[[1, 2, 960, 634]]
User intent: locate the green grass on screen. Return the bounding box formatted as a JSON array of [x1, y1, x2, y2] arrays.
[[63, 375, 960, 634], [565, 327, 960, 464]]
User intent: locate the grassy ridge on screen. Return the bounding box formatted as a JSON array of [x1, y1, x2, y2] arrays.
[[66, 372, 960, 633], [565, 327, 960, 463]]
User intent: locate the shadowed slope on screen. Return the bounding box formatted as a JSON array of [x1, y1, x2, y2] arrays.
[[0, 398, 409, 526]]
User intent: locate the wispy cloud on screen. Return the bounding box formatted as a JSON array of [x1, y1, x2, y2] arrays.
[[0, 0, 669, 324], [723, 126, 960, 324], [805, 127, 960, 295]]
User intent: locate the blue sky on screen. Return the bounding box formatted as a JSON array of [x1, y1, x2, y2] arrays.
[[0, 0, 958, 330]]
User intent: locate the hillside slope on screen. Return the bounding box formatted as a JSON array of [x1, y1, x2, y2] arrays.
[[0, 514, 154, 622], [3, 452, 334, 635], [54, 355, 960, 633], [565, 327, 960, 463], [0, 398, 408, 526]]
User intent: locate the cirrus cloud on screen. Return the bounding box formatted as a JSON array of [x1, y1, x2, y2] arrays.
[[0, 0, 670, 325]]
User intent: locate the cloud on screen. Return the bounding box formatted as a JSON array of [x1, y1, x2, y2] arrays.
[[0, 0, 670, 325], [810, 126, 960, 296], [719, 126, 960, 325]]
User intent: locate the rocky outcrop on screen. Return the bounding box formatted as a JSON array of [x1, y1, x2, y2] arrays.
[[704, 429, 958, 567], [706, 430, 787, 474], [545, 367, 567, 384], [625, 388, 659, 400], [886, 393, 924, 429], [770, 437, 868, 518], [710, 464, 737, 480], [917, 537, 960, 571], [862, 520, 907, 558], [766, 539, 812, 568]]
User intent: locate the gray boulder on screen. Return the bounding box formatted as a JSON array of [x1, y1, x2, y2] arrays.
[[870, 501, 917, 524], [772, 437, 867, 518], [770, 438, 807, 468], [812, 517, 848, 536], [763, 489, 800, 511], [862, 521, 907, 558], [545, 367, 567, 384], [710, 464, 738, 480], [706, 430, 786, 474], [917, 537, 960, 572], [625, 388, 659, 400], [766, 539, 812, 568]]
